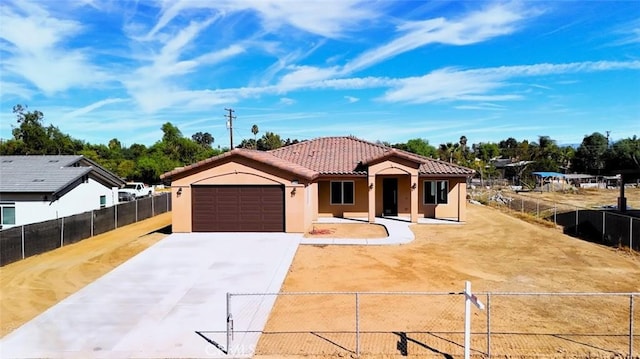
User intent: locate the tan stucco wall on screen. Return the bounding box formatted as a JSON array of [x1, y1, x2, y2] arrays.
[[317, 178, 369, 218], [418, 177, 468, 221], [171, 158, 309, 233], [368, 160, 419, 222]]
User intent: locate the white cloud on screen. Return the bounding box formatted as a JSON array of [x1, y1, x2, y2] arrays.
[[0, 1, 108, 94], [279, 97, 295, 105], [277, 65, 339, 91], [610, 19, 640, 46], [341, 2, 537, 74], [62, 98, 129, 119], [455, 103, 506, 111], [124, 15, 247, 112], [146, 0, 381, 39], [344, 96, 359, 103], [0, 81, 36, 99], [380, 60, 640, 104]]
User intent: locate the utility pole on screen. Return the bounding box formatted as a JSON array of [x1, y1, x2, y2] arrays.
[[606, 130, 610, 148], [225, 108, 236, 148]]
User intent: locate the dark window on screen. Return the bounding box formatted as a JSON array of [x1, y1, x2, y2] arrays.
[[1, 204, 16, 225], [330, 181, 355, 205], [424, 180, 448, 204], [100, 195, 106, 208]]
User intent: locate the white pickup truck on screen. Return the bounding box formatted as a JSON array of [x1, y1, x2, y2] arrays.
[[120, 182, 154, 199]]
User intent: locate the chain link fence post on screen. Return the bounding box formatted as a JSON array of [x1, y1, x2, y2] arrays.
[[227, 292, 232, 355], [355, 292, 360, 357], [486, 292, 491, 358], [630, 294, 634, 357]]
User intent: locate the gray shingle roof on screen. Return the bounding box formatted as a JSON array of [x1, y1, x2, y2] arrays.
[[0, 155, 122, 194]]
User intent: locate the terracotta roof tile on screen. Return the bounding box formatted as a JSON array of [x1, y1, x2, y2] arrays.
[[270, 136, 474, 176], [161, 136, 474, 181], [160, 149, 318, 181]]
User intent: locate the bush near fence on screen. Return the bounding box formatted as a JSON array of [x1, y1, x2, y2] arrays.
[[480, 191, 639, 251], [227, 291, 638, 358], [0, 192, 172, 267]]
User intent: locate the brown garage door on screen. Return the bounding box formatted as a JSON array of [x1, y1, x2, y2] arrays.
[[191, 185, 284, 232]]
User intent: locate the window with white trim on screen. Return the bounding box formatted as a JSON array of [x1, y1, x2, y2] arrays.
[[330, 181, 355, 205], [100, 195, 107, 208], [1, 203, 16, 226], [424, 180, 448, 204]]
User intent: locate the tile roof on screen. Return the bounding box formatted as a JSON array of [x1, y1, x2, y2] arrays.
[[160, 148, 319, 181], [270, 136, 475, 176], [0, 155, 124, 194], [161, 136, 474, 181]]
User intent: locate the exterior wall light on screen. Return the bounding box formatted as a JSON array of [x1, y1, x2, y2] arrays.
[[411, 183, 417, 190], [176, 187, 182, 196], [369, 183, 374, 190]]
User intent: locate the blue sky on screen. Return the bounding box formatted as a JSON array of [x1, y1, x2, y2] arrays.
[[0, 0, 639, 149]]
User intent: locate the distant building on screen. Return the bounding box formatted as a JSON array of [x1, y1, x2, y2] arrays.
[[0, 155, 125, 229]]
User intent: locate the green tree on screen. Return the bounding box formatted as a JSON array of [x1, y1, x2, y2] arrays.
[[438, 142, 460, 163], [11, 104, 48, 154], [608, 136, 640, 171], [192, 132, 214, 148], [251, 124, 259, 145], [472, 142, 500, 162], [257, 131, 283, 150], [499, 137, 519, 159], [405, 138, 437, 158], [573, 132, 609, 174]]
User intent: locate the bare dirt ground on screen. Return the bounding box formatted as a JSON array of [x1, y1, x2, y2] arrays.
[[305, 223, 388, 238], [0, 212, 170, 337], [3, 189, 639, 358], [255, 203, 640, 358], [491, 187, 640, 210]]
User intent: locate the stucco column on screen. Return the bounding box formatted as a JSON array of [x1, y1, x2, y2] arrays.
[[368, 174, 376, 223], [410, 174, 418, 223]]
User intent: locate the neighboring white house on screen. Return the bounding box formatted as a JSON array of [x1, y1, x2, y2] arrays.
[[0, 155, 125, 229]]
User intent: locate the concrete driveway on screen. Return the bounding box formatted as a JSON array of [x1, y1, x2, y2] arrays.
[[0, 233, 301, 358]]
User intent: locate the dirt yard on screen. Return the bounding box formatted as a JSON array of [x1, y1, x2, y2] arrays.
[[2, 194, 639, 358], [493, 187, 640, 209], [0, 212, 170, 337], [305, 223, 388, 238], [256, 203, 640, 358]]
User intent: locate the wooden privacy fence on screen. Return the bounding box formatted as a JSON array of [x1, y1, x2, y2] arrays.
[[0, 192, 171, 266]]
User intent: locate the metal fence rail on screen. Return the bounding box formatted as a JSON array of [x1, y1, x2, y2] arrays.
[[224, 291, 638, 358], [0, 192, 172, 266], [485, 192, 639, 251]]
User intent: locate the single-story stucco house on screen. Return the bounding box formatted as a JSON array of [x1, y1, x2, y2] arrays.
[[160, 136, 475, 233], [0, 155, 125, 229]]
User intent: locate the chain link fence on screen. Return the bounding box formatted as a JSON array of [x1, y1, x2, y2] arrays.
[[224, 291, 638, 358], [479, 191, 639, 251], [0, 192, 171, 266]]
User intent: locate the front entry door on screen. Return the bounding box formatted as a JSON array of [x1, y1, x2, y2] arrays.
[[382, 178, 398, 216]]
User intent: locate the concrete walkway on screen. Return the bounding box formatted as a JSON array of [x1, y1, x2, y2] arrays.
[[0, 217, 460, 358], [0, 233, 300, 359], [301, 216, 461, 245]]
